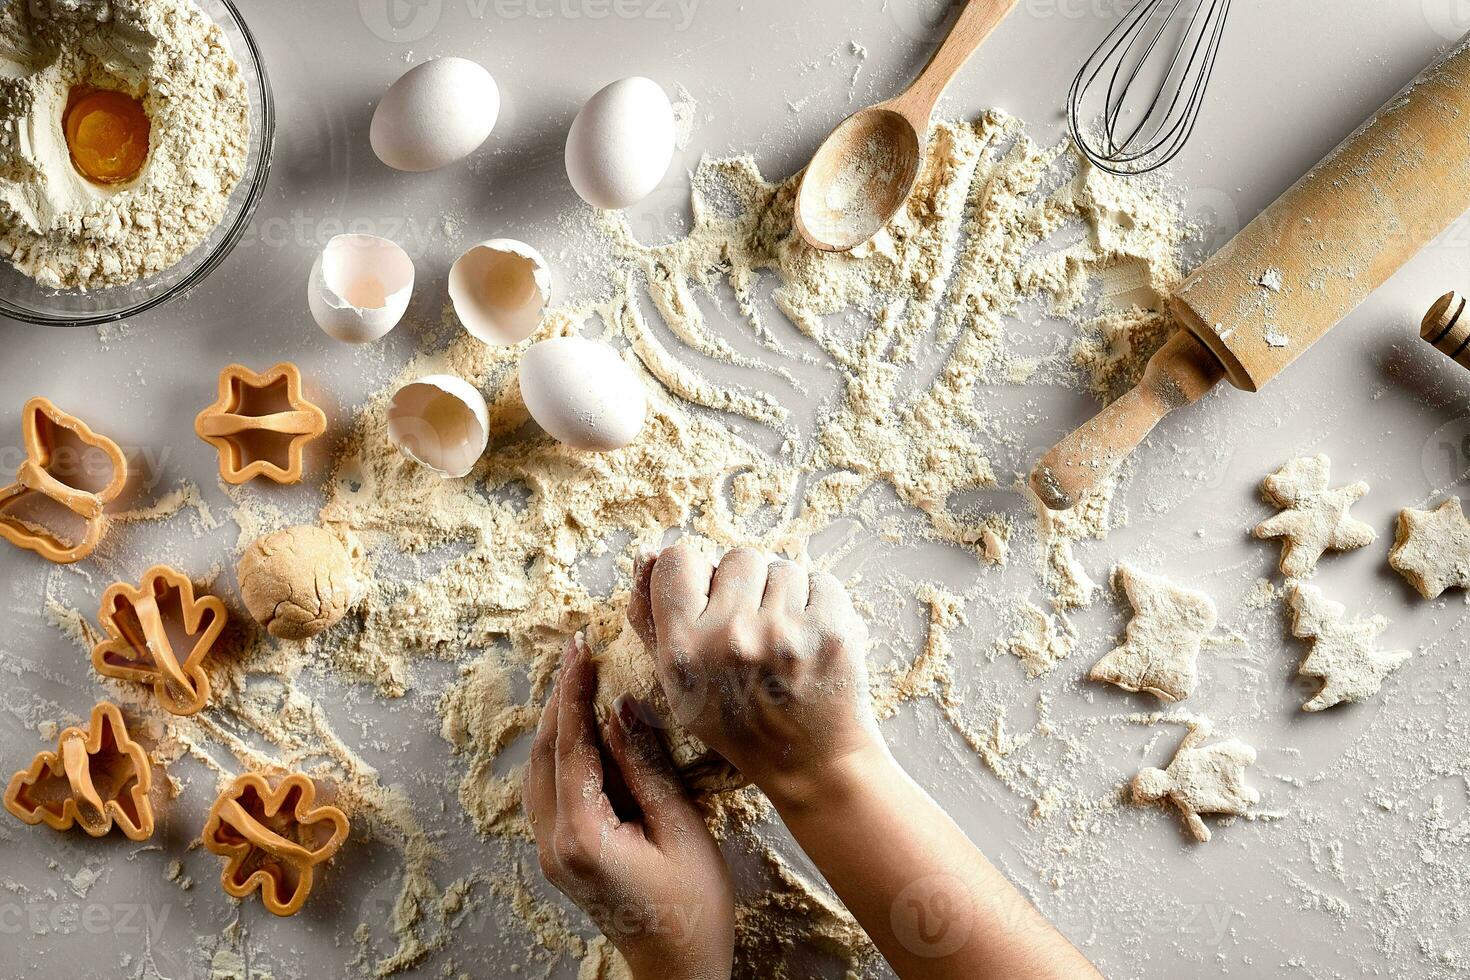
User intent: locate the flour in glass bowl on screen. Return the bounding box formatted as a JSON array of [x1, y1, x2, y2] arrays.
[[0, 0, 249, 290]]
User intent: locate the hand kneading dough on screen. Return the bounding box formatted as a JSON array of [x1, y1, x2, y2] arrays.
[[584, 599, 746, 794], [238, 526, 360, 641]]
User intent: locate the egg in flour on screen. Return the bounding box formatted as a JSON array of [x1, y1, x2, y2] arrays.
[[565, 77, 675, 210], [519, 336, 647, 451], [371, 58, 499, 172]]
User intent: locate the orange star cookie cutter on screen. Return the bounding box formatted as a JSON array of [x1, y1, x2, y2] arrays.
[[4, 701, 154, 841], [92, 565, 227, 716], [194, 363, 327, 485], [0, 397, 127, 564], [201, 772, 349, 916]]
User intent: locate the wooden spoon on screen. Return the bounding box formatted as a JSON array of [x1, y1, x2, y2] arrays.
[[794, 0, 1019, 253]]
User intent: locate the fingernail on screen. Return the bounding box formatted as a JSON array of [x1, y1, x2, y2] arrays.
[[614, 694, 641, 732]]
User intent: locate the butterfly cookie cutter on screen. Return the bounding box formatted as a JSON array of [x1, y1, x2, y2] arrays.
[[0, 397, 127, 564], [92, 565, 228, 716], [3, 702, 154, 840], [194, 363, 328, 485], [201, 772, 349, 916]]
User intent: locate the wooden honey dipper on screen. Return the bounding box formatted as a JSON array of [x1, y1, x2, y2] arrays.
[[1422, 291, 1470, 369], [1031, 37, 1470, 511]]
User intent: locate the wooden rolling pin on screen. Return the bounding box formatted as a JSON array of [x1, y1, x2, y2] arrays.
[[1031, 36, 1470, 511]]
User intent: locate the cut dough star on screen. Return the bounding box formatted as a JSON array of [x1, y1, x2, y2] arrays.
[[1287, 583, 1411, 712], [1389, 497, 1470, 599], [1089, 565, 1217, 702], [1253, 454, 1375, 578], [1132, 727, 1259, 843]]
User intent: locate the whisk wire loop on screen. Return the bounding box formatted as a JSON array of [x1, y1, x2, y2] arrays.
[[1068, 0, 1233, 176]]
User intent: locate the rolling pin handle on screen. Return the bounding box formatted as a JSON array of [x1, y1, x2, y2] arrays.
[[1029, 330, 1226, 511], [1422, 291, 1470, 370]]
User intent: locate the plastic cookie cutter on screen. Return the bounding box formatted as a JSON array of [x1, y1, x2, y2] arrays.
[[3, 701, 154, 841], [201, 772, 349, 916], [0, 397, 127, 564], [194, 363, 328, 485], [92, 565, 228, 716]]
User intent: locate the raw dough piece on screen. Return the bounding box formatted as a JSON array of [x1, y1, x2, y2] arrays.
[[1287, 583, 1410, 712], [1132, 727, 1259, 843], [237, 526, 361, 641], [584, 601, 744, 794], [1388, 497, 1470, 599], [1089, 565, 1216, 702], [1253, 455, 1374, 578]]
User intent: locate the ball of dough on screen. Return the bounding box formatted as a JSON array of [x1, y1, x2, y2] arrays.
[[237, 526, 359, 641], [586, 603, 745, 795]]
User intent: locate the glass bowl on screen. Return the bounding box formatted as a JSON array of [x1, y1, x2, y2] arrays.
[[0, 0, 274, 327]]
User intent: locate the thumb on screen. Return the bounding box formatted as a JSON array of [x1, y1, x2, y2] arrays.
[[606, 695, 705, 847]]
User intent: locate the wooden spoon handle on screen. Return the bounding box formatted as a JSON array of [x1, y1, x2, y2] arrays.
[[893, 0, 1020, 124], [1029, 330, 1226, 510]]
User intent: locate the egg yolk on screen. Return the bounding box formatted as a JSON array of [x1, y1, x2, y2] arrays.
[[64, 87, 150, 185]]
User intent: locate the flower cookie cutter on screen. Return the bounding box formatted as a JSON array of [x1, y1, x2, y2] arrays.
[[92, 565, 227, 716], [0, 397, 127, 564], [4, 702, 154, 840], [194, 363, 327, 485], [201, 772, 349, 916]]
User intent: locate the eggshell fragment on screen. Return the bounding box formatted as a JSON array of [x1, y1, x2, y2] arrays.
[[519, 336, 647, 451], [386, 375, 489, 478], [371, 57, 499, 172], [565, 77, 675, 210], [449, 239, 552, 346], [308, 234, 415, 343]]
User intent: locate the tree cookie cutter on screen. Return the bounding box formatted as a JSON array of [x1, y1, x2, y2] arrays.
[[194, 363, 328, 485], [0, 397, 127, 564], [3, 701, 154, 840], [92, 565, 227, 716], [201, 772, 349, 916]]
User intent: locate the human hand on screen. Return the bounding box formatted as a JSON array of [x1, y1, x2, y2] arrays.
[[523, 635, 735, 980], [626, 542, 881, 808]]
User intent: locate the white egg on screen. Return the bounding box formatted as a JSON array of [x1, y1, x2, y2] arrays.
[[565, 77, 675, 210], [519, 336, 647, 451], [308, 234, 415, 343], [449, 239, 551, 346], [371, 57, 499, 172], [386, 375, 489, 478]]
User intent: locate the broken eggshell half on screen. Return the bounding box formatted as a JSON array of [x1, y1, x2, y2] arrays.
[[385, 375, 489, 479], [449, 239, 552, 346], [308, 234, 415, 343]]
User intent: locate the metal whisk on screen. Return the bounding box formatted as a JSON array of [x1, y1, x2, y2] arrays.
[[1067, 0, 1233, 176]]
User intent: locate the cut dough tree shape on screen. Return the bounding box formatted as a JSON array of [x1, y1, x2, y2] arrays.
[[1388, 497, 1470, 599], [1132, 724, 1259, 843], [1287, 583, 1411, 712], [1089, 565, 1216, 702], [1253, 454, 1375, 578]]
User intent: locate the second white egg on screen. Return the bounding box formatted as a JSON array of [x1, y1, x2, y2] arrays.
[[565, 77, 675, 210], [519, 336, 647, 451]]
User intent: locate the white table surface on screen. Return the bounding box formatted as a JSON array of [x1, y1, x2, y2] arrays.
[[4, 1, 1470, 977]]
